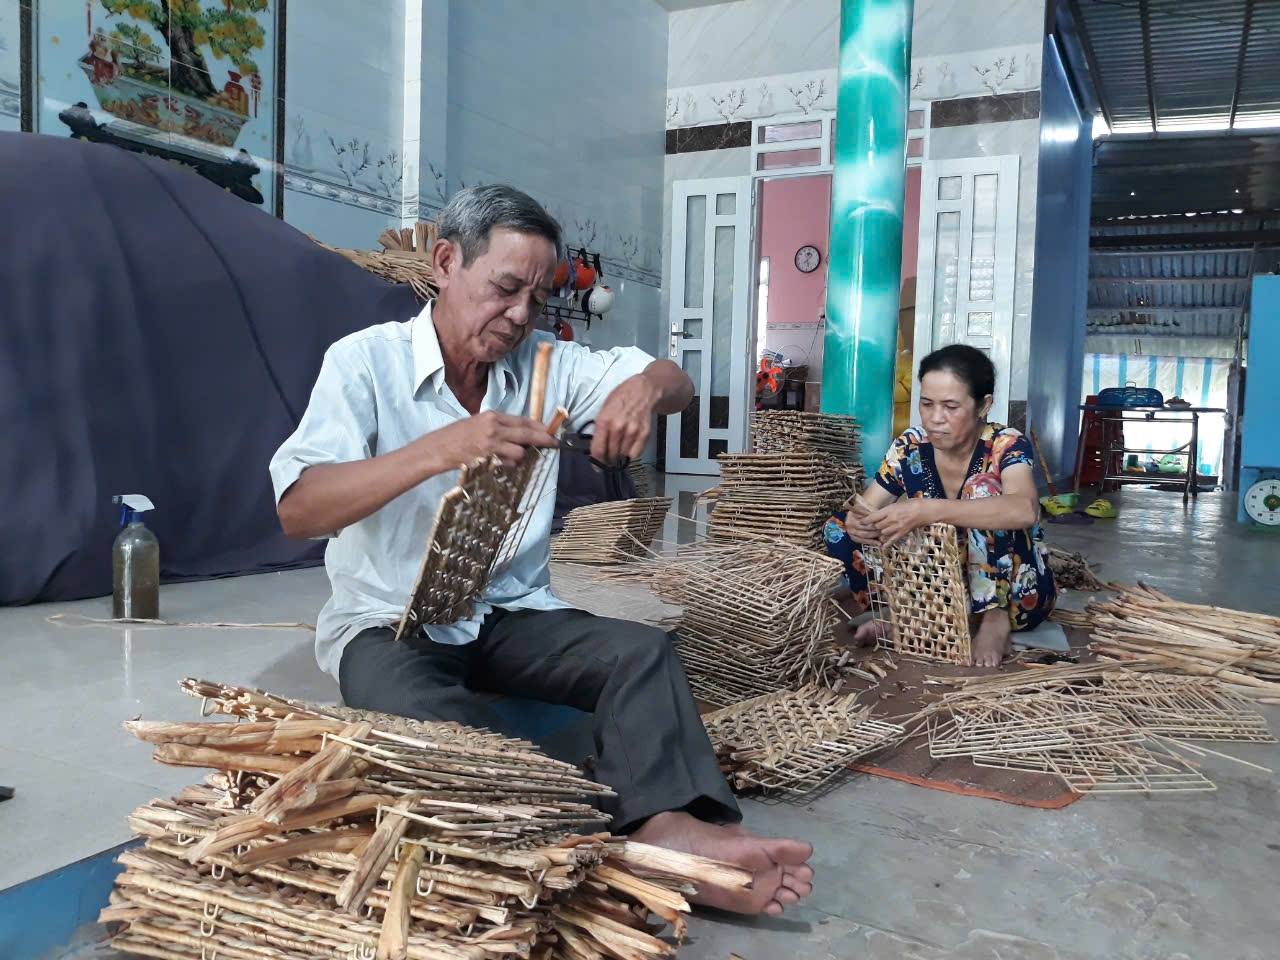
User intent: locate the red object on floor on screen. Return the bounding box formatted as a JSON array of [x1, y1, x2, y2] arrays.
[[1075, 394, 1123, 492]]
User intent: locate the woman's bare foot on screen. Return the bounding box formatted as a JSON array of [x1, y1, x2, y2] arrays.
[[852, 617, 891, 647], [970, 608, 1013, 667], [629, 811, 814, 916]]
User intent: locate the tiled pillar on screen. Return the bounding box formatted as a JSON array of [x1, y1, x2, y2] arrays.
[[822, 0, 913, 477]]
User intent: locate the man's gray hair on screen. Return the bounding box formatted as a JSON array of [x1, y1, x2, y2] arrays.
[[437, 184, 562, 265]]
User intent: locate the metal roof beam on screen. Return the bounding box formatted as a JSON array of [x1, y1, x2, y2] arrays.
[[1087, 276, 1249, 284], [1087, 308, 1245, 317], [1228, 0, 1257, 131], [1139, 0, 1159, 134], [1065, 0, 1114, 131], [1090, 247, 1262, 259], [1091, 230, 1280, 249]]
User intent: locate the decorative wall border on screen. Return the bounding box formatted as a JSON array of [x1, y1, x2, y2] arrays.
[[288, 180, 662, 288], [666, 43, 1042, 130]]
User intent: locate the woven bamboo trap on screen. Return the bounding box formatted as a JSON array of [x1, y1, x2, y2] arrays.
[[312, 220, 441, 304], [702, 686, 905, 795], [860, 520, 972, 665], [708, 451, 856, 548], [600, 541, 845, 706], [103, 678, 756, 960], [396, 343, 567, 640], [919, 663, 1273, 796], [550, 497, 672, 564], [751, 410, 864, 484]]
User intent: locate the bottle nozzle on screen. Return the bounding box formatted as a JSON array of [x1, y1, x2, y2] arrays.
[[114, 494, 155, 526]]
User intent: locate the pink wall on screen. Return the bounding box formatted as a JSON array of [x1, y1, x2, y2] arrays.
[[902, 166, 921, 289], [759, 175, 831, 328]]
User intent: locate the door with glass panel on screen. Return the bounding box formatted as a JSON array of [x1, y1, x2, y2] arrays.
[[912, 156, 1020, 423], [666, 177, 753, 475]]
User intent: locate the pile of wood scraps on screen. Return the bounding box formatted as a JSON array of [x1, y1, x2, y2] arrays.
[[103, 678, 753, 960], [599, 541, 845, 706], [920, 663, 1274, 795], [708, 452, 856, 547], [702, 686, 905, 796], [1087, 584, 1280, 703], [751, 410, 865, 489], [551, 497, 672, 565]]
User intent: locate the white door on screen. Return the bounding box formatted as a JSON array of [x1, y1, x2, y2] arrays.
[[666, 177, 753, 475], [912, 156, 1020, 423]]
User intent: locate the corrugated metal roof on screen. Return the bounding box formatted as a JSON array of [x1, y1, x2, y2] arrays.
[[1061, 1, 1280, 218], [1086, 223, 1255, 339]]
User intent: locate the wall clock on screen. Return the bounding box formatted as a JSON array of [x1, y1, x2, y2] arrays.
[[795, 244, 821, 273]]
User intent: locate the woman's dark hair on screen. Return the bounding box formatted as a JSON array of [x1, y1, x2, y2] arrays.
[[917, 344, 996, 403]]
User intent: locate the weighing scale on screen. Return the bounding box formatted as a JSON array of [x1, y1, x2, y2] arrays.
[[1242, 477, 1280, 531]]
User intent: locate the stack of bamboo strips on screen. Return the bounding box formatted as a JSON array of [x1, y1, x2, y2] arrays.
[[751, 411, 865, 489], [599, 542, 845, 706], [702, 686, 905, 795], [919, 662, 1273, 795], [708, 452, 856, 547], [103, 679, 754, 960], [551, 498, 672, 564], [1087, 584, 1280, 703]]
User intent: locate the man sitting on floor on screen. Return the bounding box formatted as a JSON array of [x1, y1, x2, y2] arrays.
[[269, 184, 814, 915]]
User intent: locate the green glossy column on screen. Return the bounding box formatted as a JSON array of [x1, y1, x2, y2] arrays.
[[822, 0, 914, 478]]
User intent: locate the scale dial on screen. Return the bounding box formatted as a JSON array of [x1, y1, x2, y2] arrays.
[[1244, 478, 1280, 527]]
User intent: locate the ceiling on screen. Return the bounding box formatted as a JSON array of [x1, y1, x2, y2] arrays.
[[1090, 132, 1280, 219], [1057, 0, 1280, 219]]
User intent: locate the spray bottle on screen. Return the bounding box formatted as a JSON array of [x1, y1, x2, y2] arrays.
[[113, 494, 159, 619]]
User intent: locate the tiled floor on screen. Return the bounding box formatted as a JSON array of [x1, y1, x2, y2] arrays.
[[3, 485, 1278, 958]]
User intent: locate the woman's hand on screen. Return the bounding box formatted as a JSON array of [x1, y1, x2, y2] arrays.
[[860, 499, 939, 546]]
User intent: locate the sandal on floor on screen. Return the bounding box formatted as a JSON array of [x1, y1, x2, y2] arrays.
[[1040, 496, 1074, 516], [1084, 498, 1118, 519]]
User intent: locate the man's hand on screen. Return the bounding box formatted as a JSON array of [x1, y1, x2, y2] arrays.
[[857, 499, 938, 546], [590, 373, 662, 465], [425, 411, 558, 469]]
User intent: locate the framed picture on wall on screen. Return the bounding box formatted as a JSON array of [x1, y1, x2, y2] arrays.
[[20, 0, 287, 218]]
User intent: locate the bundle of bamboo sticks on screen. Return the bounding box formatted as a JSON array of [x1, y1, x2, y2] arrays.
[[702, 686, 905, 795], [708, 452, 856, 547], [599, 541, 845, 706], [1087, 584, 1280, 703], [551, 498, 673, 565], [103, 679, 753, 960], [920, 662, 1273, 795]]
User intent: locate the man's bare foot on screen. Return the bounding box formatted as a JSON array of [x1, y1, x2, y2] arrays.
[[629, 811, 814, 916], [971, 608, 1013, 667]]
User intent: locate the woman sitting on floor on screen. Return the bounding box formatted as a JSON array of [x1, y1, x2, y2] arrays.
[[825, 344, 1057, 667]]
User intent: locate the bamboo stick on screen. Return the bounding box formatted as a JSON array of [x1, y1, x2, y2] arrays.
[[377, 843, 426, 960]]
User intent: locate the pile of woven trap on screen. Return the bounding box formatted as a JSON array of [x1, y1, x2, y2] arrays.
[[551, 497, 672, 564], [1074, 584, 1280, 704], [708, 452, 856, 547], [600, 541, 845, 706], [750, 410, 865, 489], [921, 662, 1274, 795], [701, 686, 906, 795], [101, 679, 753, 960]]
